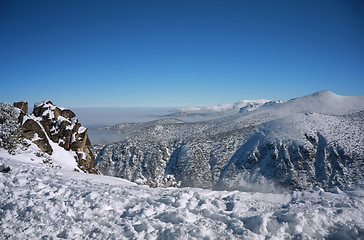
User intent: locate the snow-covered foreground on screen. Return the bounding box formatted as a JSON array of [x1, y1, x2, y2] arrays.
[[1, 157, 364, 239]]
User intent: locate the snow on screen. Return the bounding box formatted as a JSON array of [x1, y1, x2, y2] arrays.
[[34, 100, 53, 108], [48, 140, 80, 171], [0, 155, 363, 239], [42, 109, 55, 119], [66, 118, 78, 131], [57, 115, 71, 125], [21, 114, 41, 125], [31, 133, 42, 142], [78, 126, 87, 133], [258, 111, 363, 150], [71, 132, 76, 143], [0, 137, 79, 172]]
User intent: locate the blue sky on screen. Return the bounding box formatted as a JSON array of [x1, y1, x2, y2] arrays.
[[1, 0, 363, 107]]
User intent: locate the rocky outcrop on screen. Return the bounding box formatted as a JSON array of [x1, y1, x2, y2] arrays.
[[13, 100, 98, 174]]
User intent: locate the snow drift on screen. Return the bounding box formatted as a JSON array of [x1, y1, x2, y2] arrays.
[[1, 156, 364, 239]]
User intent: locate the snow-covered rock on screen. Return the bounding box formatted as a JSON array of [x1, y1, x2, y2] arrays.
[[0, 101, 98, 173]]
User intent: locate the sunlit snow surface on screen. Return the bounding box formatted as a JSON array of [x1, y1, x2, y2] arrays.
[[1, 156, 364, 239]]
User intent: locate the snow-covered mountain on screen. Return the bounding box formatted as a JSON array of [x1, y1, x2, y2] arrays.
[[95, 91, 364, 190]]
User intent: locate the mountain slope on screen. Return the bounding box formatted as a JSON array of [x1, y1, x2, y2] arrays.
[[95, 91, 364, 190], [219, 111, 364, 190]]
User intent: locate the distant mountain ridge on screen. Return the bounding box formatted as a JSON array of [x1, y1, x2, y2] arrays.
[[95, 91, 364, 191], [178, 99, 271, 113]]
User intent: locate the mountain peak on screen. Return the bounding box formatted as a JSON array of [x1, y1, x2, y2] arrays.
[[296, 91, 338, 101], [275, 91, 364, 115], [313, 90, 334, 95], [310, 90, 341, 98]]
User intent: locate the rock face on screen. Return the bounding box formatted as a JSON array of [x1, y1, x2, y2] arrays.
[[13, 101, 28, 113], [21, 117, 52, 154], [13, 101, 28, 122], [13, 100, 98, 174], [95, 91, 364, 191]]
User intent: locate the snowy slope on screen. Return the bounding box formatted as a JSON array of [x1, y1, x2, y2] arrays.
[[1, 156, 364, 239], [0, 140, 80, 171]]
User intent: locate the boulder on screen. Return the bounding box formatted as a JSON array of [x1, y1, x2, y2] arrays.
[[12, 100, 98, 174], [13, 101, 28, 114], [13, 101, 28, 122], [21, 118, 53, 154], [61, 109, 76, 119], [33, 100, 53, 117]]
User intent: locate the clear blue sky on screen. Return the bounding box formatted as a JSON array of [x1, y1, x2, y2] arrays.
[[1, 0, 363, 107]]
